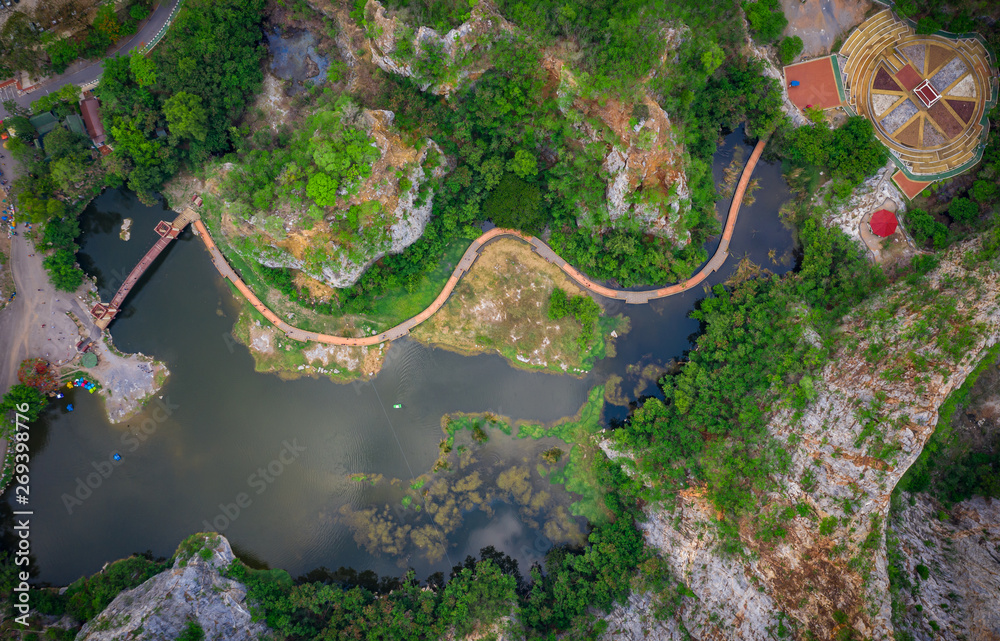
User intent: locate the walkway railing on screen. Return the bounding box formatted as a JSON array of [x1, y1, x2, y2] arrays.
[[140, 0, 185, 55], [191, 140, 768, 347]]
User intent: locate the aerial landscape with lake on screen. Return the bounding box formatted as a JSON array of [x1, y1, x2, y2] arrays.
[[0, 0, 999, 638]]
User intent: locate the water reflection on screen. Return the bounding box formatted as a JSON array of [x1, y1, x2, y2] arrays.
[[4, 127, 795, 584]]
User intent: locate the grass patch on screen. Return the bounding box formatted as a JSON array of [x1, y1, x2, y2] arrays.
[[412, 239, 625, 375], [361, 239, 469, 328], [230, 302, 374, 383], [444, 412, 513, 436]]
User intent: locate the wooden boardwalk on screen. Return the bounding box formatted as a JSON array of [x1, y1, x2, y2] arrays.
[[193, 139, 767, 347], [92, 208, 202, 329]]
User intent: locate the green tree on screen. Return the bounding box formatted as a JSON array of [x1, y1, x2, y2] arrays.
[[916, 16, 942, 34], [32, 84, 83, 116], [744, 0, 788, 42], [828, 117, 888, 185], [437, 560, 516, 637], [1, 384, 47, 423], [0, 12, 45, 77], [483, 173, 545, 234], [92, 4, 124, 45], [43, 123, 92, 160], [778, 36, 803, 65], [507, 149, 537, 179], [50, 156, 88, 191], [4, 137, 31, 160], [174, 621, 205, 641], [906, 208, 949, 248], [306, 172, 339, 207], [971, 180, 998, 204], [46, 199, 67, 220], [46, 39, 80, 74], [948, 197, 978, 224], [130, 4, 151, 21], [6, 116, 36, 142], [129, 51, 158, 87], [163, 91, 208, 141], [700, 42, 725, 74], [42, 215, 81, 250], [43, 249, 85, 292]]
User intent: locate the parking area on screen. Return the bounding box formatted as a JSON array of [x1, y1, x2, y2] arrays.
[[0, 83, 19, 103]]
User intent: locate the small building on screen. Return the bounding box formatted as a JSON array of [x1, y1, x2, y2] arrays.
[[65, 113, 88, 138], [28, 111, 60, 140], [80, 97, 107, 147]]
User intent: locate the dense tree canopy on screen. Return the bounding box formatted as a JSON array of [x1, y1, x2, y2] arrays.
[[94, 0, 267, 199]]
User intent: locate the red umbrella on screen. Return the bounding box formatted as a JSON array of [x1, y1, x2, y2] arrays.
[[870, 209, 897, 237]]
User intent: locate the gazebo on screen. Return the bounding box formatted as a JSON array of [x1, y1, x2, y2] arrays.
[[870, 209, 898, 237]]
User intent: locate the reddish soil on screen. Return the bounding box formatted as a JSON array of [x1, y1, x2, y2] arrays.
[[892, 171, 932, 200], [894, 64, 922, 91], [928, 101, 962, 137], [896, 118, 921, 147], [926, 45, 953, 75], [874, 67, 901, 91], [946, 98, 975, 123]]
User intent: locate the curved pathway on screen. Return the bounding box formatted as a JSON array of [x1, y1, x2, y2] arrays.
[[193, 139, 767, 347]]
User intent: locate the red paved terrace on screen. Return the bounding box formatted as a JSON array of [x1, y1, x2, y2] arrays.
[[784, 57, 843, 111], [892, 170, 933, 200], [914, 79, 940, 107], [894, 64, 923, 91]]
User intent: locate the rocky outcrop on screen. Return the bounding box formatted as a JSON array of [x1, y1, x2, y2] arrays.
[[76, 535, 269, 641], [227, 106, 447, 289], [364, 0, 511, 94], [546, 57, 690, 241], [891, 494, 1000, 641], [605, 235, 1000, 639]]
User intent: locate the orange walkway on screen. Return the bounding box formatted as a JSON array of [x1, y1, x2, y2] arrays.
[[193, 139, 767, 347]]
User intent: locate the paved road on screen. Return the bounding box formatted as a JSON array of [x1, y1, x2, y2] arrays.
[[190, 139, 769, 347], [0, 0, 182, 120]]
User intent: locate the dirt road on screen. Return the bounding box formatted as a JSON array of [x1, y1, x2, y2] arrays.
[[0, 224, 102, 397]]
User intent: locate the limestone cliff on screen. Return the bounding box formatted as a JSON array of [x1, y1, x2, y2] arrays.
[[604, 235, 1000, 640], [76, 534, 269, 641], [364, 0, 512, 95], [890, 493, 1000, 641], [543, 57, 690, 242]]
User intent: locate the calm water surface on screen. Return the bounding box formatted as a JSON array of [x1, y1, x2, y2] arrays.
[[4, 129, 794, 584]]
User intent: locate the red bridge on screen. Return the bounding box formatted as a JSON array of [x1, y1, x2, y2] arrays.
[[91, 208, 200, 329]]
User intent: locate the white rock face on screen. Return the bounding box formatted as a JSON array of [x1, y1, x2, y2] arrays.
[[827, 162, 907, 243], [605, 236, 1000, 639], [891, 494, 1000, 641], [76, 535, 270, 641], [365, 0, 511, 95], [231, 108, 445, 289]]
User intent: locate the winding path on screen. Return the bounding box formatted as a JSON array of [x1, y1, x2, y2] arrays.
[[192, 139, 767, 347]]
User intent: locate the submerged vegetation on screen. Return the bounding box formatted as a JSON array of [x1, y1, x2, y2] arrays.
[[340, 387, 608, 564]]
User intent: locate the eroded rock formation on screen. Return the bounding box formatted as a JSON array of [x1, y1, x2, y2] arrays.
[[76, 535, 268, 641], [605, 235, 1000, 639]]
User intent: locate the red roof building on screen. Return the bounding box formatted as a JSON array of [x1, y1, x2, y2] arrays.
[[80, 98, 107, 147], [870, 209, 898, 237]]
